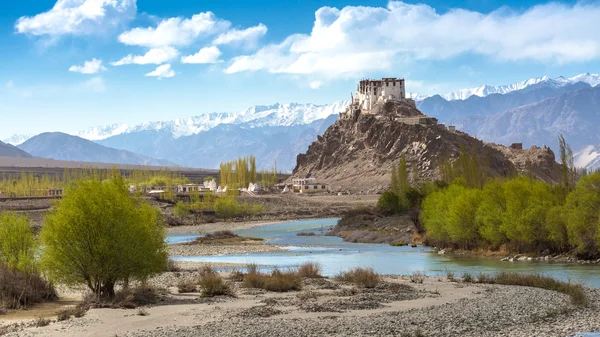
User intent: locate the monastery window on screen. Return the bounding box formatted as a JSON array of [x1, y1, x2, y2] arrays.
[[393, 82, 396, 86], [386, 82, 389, 87]]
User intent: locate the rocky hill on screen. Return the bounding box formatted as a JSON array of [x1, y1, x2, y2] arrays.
[[293, 104, 560, 193]]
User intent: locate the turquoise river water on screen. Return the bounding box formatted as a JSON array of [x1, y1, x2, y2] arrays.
[[169, 218, 600, 288]]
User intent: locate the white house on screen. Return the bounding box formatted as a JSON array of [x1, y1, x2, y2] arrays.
[[291, 177, 328, 194]]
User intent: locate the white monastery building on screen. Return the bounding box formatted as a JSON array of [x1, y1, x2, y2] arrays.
[[353, 78, 412, 111]]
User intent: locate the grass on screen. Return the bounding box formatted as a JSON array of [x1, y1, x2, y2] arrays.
[[199, 273, 234, 297], [462, 272, 473, 283], [297, 262, 322, 278], [475, 272, 588, 307], [229, 268, 245, 282], [446, 270, 455, 282], [335, 267, 380, 288], [410, 271, 426, 284], [241, 266, 302, 292]]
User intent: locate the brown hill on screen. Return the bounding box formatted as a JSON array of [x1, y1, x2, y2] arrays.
[[293, 106, 560, 193]]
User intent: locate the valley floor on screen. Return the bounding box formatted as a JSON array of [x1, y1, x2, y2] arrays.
[[1, 274, 598, 337]]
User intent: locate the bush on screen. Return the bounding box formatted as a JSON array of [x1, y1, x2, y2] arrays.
[[199, 273, 233, 297], [297, 232, 316, 237], [177, 279, 197, 293], [167, 260, 180, 272], [335, 267, 380, 288], [298, 262, 322, 278], [377, 191, 400, 214], [0, 212, 37, 273], [34, 317, 51, 327], [214, 198, 240, 219], [136, 308, 149, 316], [251, 204, 265, 214], [462, 273, 473, 283], [173, 202, 190, 217], [56, 308, 73, 321], [242, 267, 302, 292], [0, 263, 57, 310], [204, 231, 236, 239], [40, 175, 168, 298], [229, 268, 245, 282], [446, 270, 455, 282], [390, 241, 408, 246]]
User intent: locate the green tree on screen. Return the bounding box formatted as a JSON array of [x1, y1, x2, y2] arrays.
[[476, 180, 507, 246], [377, 191, 400, 214], [445, 187, 482, 249], [565, 173, 600, 258], [0, 212, 37, 273], [558, 134, 575, 189], [40, 175, 168, 297], [214, 197, 240, 219]]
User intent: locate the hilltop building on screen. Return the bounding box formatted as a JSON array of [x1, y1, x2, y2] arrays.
[[353, 78, 413, 111]]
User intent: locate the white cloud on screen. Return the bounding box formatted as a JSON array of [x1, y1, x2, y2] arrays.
[[145, 64, 175, 79], [181, 46, 222, 64], [111, 47, 179, 66], [84, 77, 106, 92], [6, 81, 14, 88], [15, 0, 136, 37], [213, 23, 267, 47], [309, 81, 323, 89], [69, 58, 106, 74], [118, 12, 230, 48], [225, 1, 600, 77]]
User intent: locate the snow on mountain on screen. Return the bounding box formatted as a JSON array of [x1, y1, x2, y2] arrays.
[[78, 101, 350, 141], [415, 73, 600, 101], [575, 145, 600, 170], [2, 134, 34, 146]]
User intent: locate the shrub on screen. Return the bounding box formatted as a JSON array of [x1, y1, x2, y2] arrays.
[[229, 268, 245, 282], [251, 204, 265, 214], [377, 191, 400, 214], [410, 271, 425, 284], [446, 270, 455, 282], [110, 286, 159, 309], [34, 317, 51, 327], [136, 308, 149, 316], [199, 273, 233, 297], [462, 273, 473, 283], [335, 267, 380, 288], [297, 232, 316, 237], [173, 202, 190, 217], [56, 308, 73, 321], [204, 231, 236, 239], [298, 262, 322, 278], [0, 263, 57, 310], [214, 198, 240, 219], [262, 269, 302, 292], [40, 175, 168, 298], [390, 241, 408, 246], [0, 212, 37, 273], [177, 279, 197, 293], [167, 260, 180, 272], [296, 290, 319, 302]]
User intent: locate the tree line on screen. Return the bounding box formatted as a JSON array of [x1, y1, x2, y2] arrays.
[[218, 155, 280, 189], [378, 136, 600, 259]]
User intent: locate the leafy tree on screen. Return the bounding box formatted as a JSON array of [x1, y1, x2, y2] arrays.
[[476, 180, 507, 246], [565, 173, 600, 258], [445, 187, 482, 248], [40, 175, 168, 297], [558, 134, 575, 189], [397, 155, 410, 208], [377, 191, 400, 214], [0, 212, 37, 273], [390, 165, 399, 197]]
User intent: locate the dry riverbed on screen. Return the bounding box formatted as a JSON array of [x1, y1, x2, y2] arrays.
[[1, 274, 598, 337]]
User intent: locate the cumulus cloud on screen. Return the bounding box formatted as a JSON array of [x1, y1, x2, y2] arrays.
[[118, 12, 230, 48], [181, 46, 222, 64], [225, 1, 600, 77], [15, 0, 136, 37], [69, 58, 106, 74], [145, 64, 175, 79], [111, 47, 179, 66], [84, 77, 106, 92], [213, 23, 267, 47]]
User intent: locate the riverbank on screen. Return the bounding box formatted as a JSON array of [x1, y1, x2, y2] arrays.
[[326, 211, 417, 245], [2, 274, 598, 337]]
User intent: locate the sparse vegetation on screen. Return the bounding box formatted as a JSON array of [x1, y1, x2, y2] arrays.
[[136, 308, 149, 316], [475, 272, 588, 307], [199, 273, 233, 297], [0, 263, 56, 310], [297, 232, 316, 236], [446, 270, 455, 282], [177, 279, 197, 293], [34, 317, 51, 327], [462, 273, 473, 283], [297, 262, 322, 278], [335, 267, 380, 288], [410, 271, 426, 284], [390, 241, 408, 246], [242, 267, 302, 292]]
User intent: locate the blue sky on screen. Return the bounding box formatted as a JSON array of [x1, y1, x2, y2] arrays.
[[1, 0, 599, 139]]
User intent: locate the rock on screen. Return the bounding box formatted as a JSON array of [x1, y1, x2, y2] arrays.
[[541, 249, 550, 255], [501, 257, 509, 262], [438, 249, 446, 255]]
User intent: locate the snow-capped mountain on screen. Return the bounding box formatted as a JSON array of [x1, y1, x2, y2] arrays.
[[76, 101, 349, 141], [2, 134, 34, 146], [414, 73, 600, 101], [575, 145, 600, 170]]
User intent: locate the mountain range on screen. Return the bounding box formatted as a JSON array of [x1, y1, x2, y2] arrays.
[[17, 133, 175, 166], [0, 140, 31, 158], [2, 72, 600, 172]]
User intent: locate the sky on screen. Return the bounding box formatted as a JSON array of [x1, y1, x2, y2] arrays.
[[1, 0, 599, 139]]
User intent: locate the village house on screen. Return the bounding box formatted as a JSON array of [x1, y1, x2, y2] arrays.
[[291, 177, 329, 193], [47, 188, 63, 197]]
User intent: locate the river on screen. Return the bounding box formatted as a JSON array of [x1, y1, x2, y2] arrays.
[[169, 218, 600, 288]]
